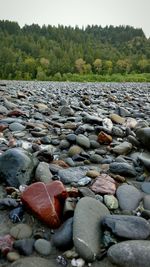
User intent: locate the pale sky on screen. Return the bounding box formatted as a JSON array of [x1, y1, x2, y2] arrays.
[[0, 0, 149, 37]]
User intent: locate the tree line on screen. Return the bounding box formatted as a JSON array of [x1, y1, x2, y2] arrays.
[[0, 20, 150, 80]]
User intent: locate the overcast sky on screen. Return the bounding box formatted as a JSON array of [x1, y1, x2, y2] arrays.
[[0, 0, 149, 37]]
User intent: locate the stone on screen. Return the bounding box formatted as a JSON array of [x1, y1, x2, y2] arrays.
[[9, 122, 26, 132], [90, 154, 103, 164], [109, 162, 136, 176], [136, 127, 150, 150], [108, 240, 150, 267], [97, 131, 112, 144], [53, 217, 73, 250], [91, 174, 116, 195], [143, 195, 150, 210], [7, 252, 20, 262], [60, 105, 74, 116], [68, 145, 83, 157], [109, 114, 125, 124], [76, 134, 90, 149], [116, 184, 142, 211], [10, 224, 32, 239], [73, 196, 110, 262], [138, 152, 150, 171], [58, 166, 89, 184], [21, 181, 68, 228], [102, 215, 150, 239], [13, 238, 35, 256], [0, 234, 14, 255], [11, 256, 58, 267], [112, 141, 132, 155], [34, 239, 52, 256], [86, 170, 100, 178], [104, 195, 118, 210], [35, 162, 53, 183], [0, 148, 37, 187], [141, 182, 150, 194]]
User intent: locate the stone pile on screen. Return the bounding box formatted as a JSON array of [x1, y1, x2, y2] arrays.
[[0, 81, 150, 267]]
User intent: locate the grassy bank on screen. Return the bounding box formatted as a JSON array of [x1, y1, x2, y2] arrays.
[[50, 73, 150, 82]]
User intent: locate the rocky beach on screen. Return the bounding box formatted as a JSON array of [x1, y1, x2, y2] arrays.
[[0, 80, 150, 267]]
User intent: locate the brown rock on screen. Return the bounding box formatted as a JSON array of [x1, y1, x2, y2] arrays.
[[98, 131, 112, 144]]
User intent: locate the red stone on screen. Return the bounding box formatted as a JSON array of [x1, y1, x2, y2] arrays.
[[7, 109, 26, 117], [0, 235, 14, 256], [0, 124, 8, 132], [91, 174, 116, 195], [98, 131, 112, 144], [21, 181, 68, 228]]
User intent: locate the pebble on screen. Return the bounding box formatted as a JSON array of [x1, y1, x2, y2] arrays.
[[34, 238, 52, 255], [10, 223, 32, 239]]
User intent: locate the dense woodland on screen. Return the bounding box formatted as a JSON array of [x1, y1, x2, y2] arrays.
[[0, 20, 150, 81]]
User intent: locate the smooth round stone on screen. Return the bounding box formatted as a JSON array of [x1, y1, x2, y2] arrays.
[[34, 239, 52, 256], [102, 215, 150, 239], [136, 127, 150, 150], [76, 134, 90, 149], [64, 157, 76, 167], [35, 162, 53, 183], [112, 142, 132, 155], [0, 104, 8, 114], [9, 122, 26, 132], [13, 238, 35, 256], [66, 134, 77, 143], [112, 126, 124, 137], [141, 182, 150, 194], [138, 152, 150, 171], [7, 252, 20, 262], [11, 257, 58, 267], [143, 195, 150, 210], [116, 184, 142, 211], [73, 196, 110, 262], [68, 145, 83, 157], [104, 195, 118, 210], [90, 140, 100, 149], [109, 162, 136, 177], [10, 224, 32, 239], [53, 217, 73, 250], [60, 105, 74, 116], [109, 114, 125, 124], [59, 139, 70, 149], [90, 154, 103, 164], [86, 170, 100, 178], [77, 176, 91, 186], [0, 148, 37, 187], [108, 241, 150, 267]]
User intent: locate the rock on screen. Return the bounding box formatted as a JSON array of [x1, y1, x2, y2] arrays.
[[141, 182, 150, 194], [104, 195, 118, 210], [115, 106, 131, 117], [112, 126, 124, 137], [109, 114, 125, 124], [9, 122, 26, 132], [136, 127, 150, 150], [13, 238, 35, 256], [68, 145, 83, 157], [53, 217, 73, 250], [116, 184, 142, 211], [108, 240, 150, 267], [10, 224, 32, 239], [102, 215, 150, 239], [90, 154, 103, 164], [60, 105, 74, 116], [109, 162, 136, 176], [91, 174, 116, 195], [76, 134, 90, 149], [0, 148, 37, 187], [11, 256, 58, 267], [58, 166, 89, 184], [0, 198, 18, 209], [97, 131, 112, 144], [143, 195, 150, 210], [86, 170, 100, 178], [7, 252, 20, 262], [77, 176, 91, 186], [112, 142, 132, 155], [0, 234, 14, 255], [9, 205, 24, 223], [35, 162, 53, 183], [138, 152, 150, 171], [34, 239, 52, 256], [21, 181, 67, 228], [73, 196, 110, 262]]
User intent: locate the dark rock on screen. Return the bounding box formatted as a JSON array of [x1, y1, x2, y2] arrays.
[[13, 238, 35, 256], [109, 162, 136, 176]]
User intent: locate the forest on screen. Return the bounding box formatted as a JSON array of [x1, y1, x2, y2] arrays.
[[0, 20, 150, 81]]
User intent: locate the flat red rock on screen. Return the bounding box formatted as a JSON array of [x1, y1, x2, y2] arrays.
[[21, 181, 68, 228]]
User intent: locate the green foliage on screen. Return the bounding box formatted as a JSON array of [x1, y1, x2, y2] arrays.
[[0, 20, 149, 81]]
